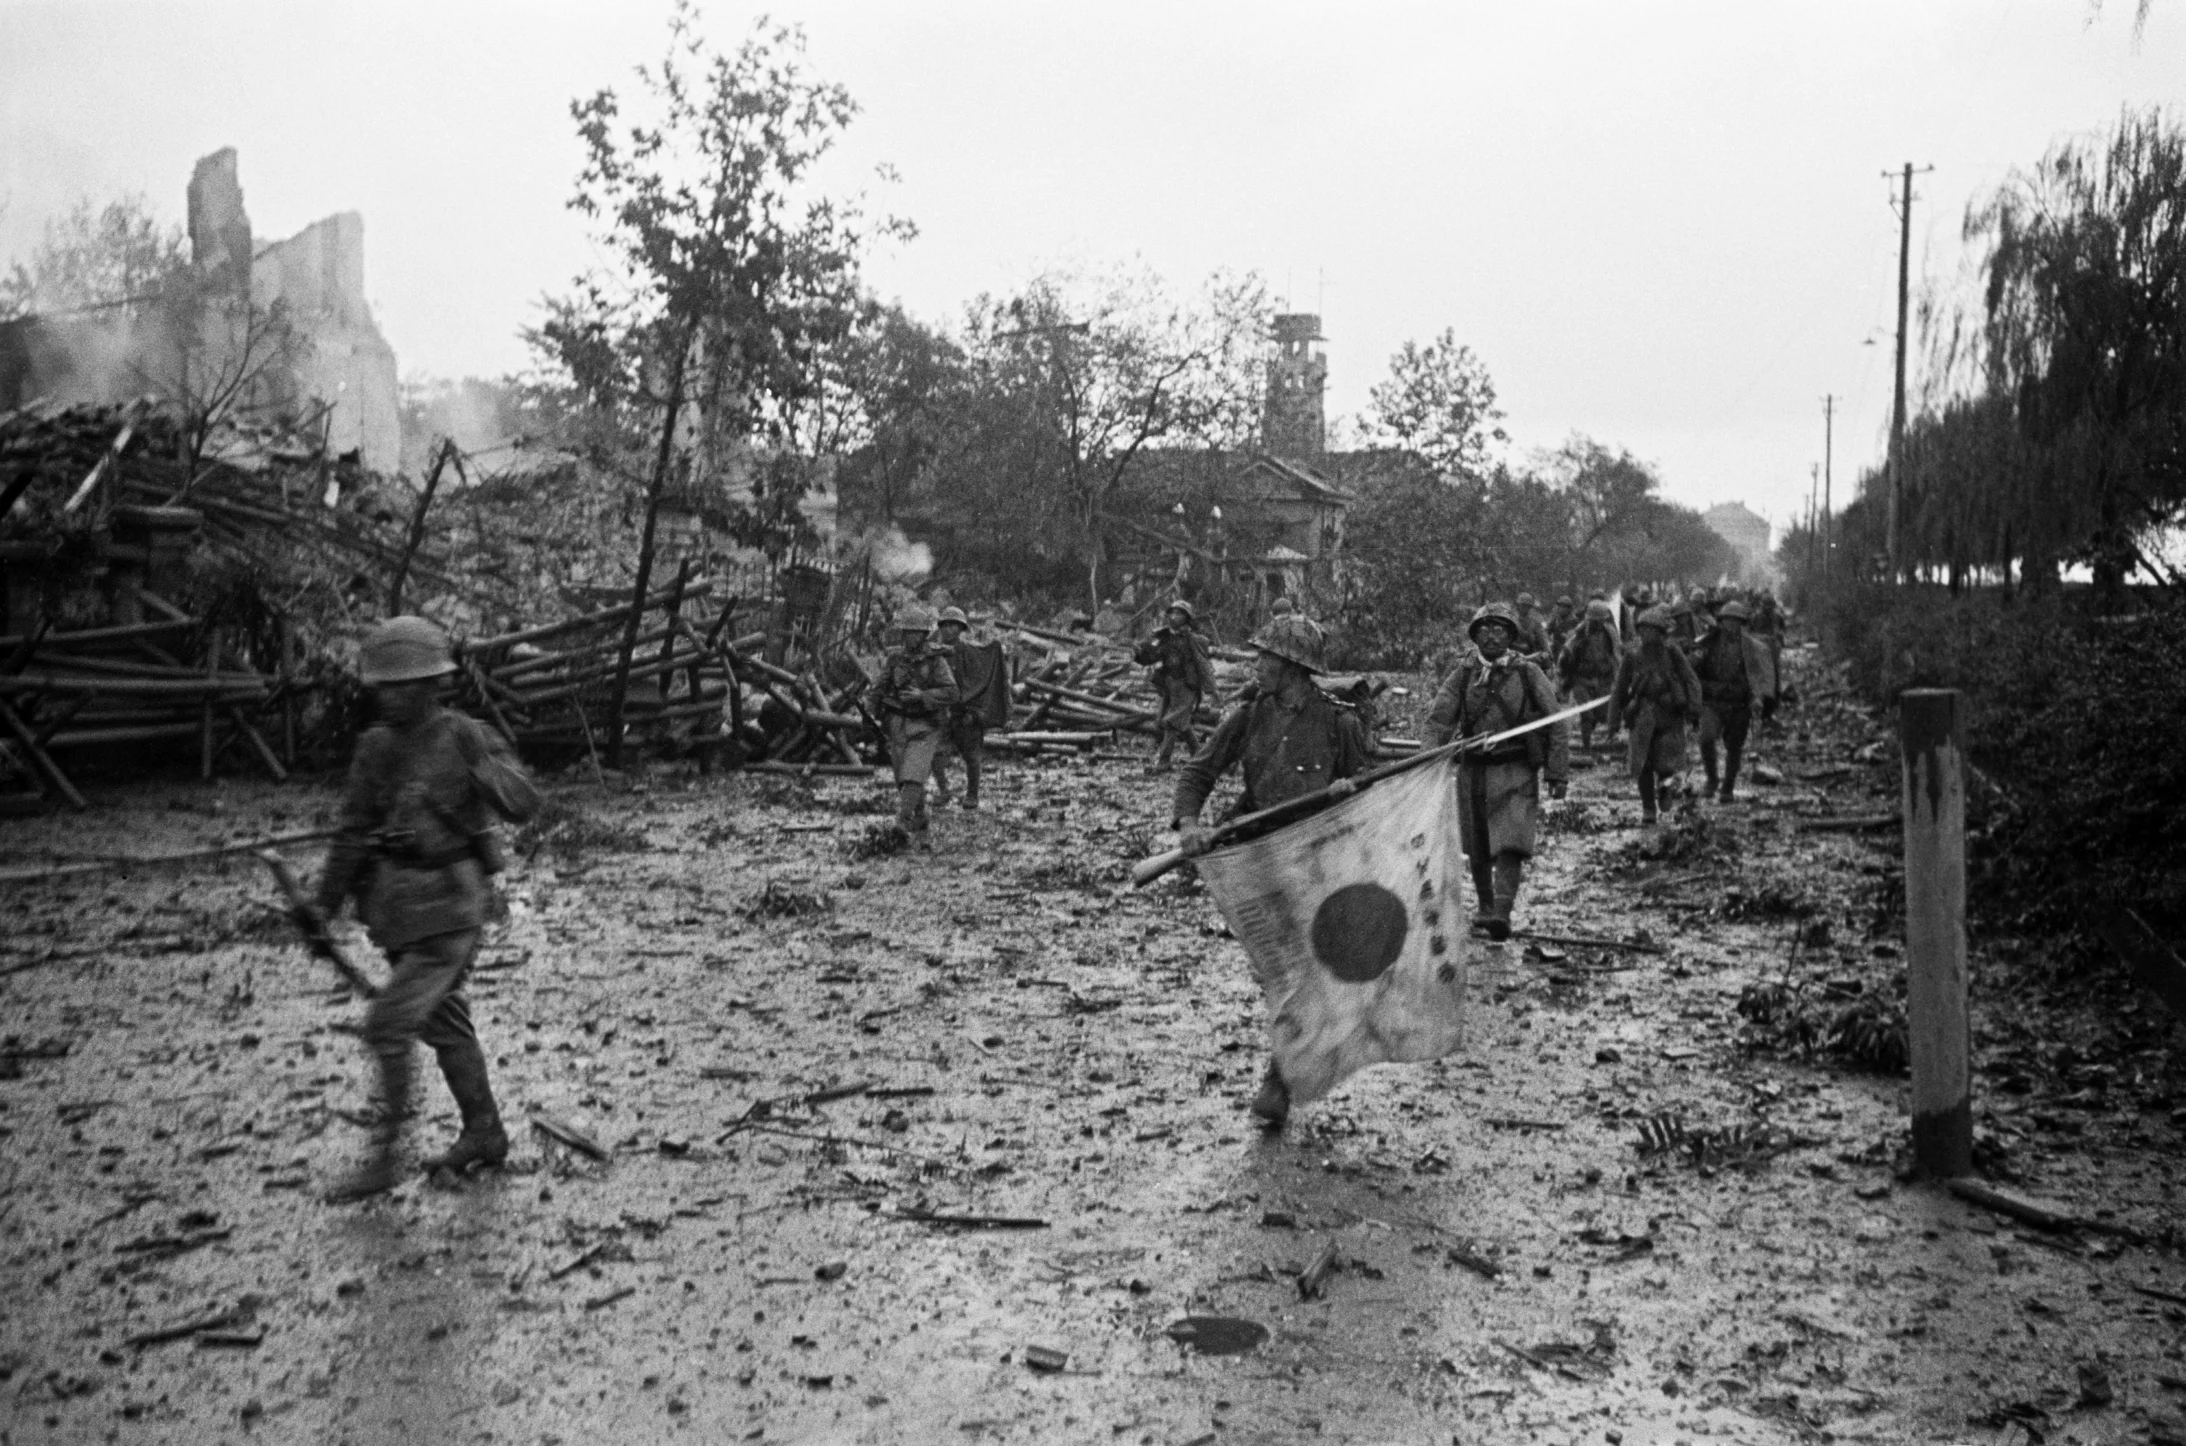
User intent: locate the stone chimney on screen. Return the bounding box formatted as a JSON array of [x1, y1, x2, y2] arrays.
[[186, 148, 252, 296]]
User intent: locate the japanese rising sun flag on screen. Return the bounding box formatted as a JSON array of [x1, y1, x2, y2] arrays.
[[1196, 756, 1471, 1103]]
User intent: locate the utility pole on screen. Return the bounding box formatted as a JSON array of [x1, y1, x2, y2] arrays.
[[1821, 394, 1835, 581], [1885, 164, 1930, 582], [1809, 463, 1821, 579]]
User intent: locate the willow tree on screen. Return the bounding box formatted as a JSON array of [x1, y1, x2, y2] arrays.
[[1967, 106, 2186, 601], [534, 3, 897, 761]]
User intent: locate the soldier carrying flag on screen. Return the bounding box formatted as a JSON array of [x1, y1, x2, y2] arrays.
[[1173, 612, 1369, 1128]]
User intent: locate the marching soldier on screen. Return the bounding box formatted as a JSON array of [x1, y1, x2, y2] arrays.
[[1544, 595, 1579, 663], [1135, 600, 1214, 771], [1425, 602, 1570, 942], [310, 616, 541, 1201], [1690, 598, 1779, 803], [871, 607, 959, 849], [1558, 596, 1624, 750], [930, 606, 1005, 811], [1607, 605, 1704, 827], [1174, 613, 1369, 1129], [1512, 592, 1553, 660]]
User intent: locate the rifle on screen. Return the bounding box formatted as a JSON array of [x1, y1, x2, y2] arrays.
[[1130, 696, 1606, 887], [257, 851, 381, 998]]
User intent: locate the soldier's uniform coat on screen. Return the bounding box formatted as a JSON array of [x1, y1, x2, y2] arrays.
[[873, 644, 960, 787], [1173, 688, 1369, 827], [316, 707, 540, 1059], [1607, 640, 1703, 780], [1425, 654, 1570, 860], [1137, 623, 1214, 761]]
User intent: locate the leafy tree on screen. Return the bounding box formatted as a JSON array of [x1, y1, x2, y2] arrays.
[[819, 300, 969, 524], [938, 265, 1271, 606], [1360, 328, 1507, 477], [1905, 104, 2186, 603], [1335, 464, 1493, 667], [1543, 435, 1657, 560], [0, 195, 188, 320], [533, 3, 896, 760]]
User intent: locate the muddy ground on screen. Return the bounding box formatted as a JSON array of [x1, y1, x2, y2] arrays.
[[4, 643, 2185, 1446]]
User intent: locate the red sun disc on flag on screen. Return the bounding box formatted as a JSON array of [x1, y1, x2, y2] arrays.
[[1309, 883, 1409, 983]]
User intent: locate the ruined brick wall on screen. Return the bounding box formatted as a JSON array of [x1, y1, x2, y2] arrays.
[[252, 212, 399, 471]]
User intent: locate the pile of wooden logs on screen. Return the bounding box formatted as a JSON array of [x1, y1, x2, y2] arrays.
[[451, 567, 878, 776], [991, 619, 1241, 750], [987, 617, 1410, 757], [0, 608, 296, 811]]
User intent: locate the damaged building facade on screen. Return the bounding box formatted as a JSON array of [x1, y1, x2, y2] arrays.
[[0, 148, 400, 473]]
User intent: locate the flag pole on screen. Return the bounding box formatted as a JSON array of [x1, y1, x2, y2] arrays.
[[1130, 697, 1607, 887]]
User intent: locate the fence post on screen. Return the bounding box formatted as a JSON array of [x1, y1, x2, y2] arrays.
[[1901, 688, 1972, 1177]]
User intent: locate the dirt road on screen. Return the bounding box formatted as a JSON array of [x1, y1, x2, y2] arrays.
[[4, 654, 2183, 1444]]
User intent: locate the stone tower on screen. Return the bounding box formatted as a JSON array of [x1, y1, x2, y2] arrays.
[[1262, 314, 1327, 458]]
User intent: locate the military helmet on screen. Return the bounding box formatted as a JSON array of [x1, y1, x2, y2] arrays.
[[893, 606, 936, 635], [1635, 605, 1674, 633], [936, 605, 970, 628], [1165, 599, 1196, 621], [1516, 592, 1537, 610], [1250, 614, 1326, 673], [1555, 595, 1573, 609], [1585, 598, 1614, 621], [1267, 597, 1295, 617], [1467, 601, 1522, 643], [359, 615, 455, 685], [1716, 599, 1752, 622]]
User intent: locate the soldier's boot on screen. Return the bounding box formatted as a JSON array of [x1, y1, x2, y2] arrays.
[[328, 1048, 412, 1203], [1249, 1059, 1290, 1129], [1720, 746, 1742, 803], [895, 783, 923, 835], [1638, 771, 1659, 827], [1489, 854, 1524, 942], [1470, 865, 1497, 930], [906, 784, 935, 852], [1700, 740, 1720, 800], [1153, 733, 1176, 772], [962, 759, 981, 811], [425, 1039, 508, 1174]]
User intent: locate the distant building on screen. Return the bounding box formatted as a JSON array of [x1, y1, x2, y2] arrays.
[[1263, 313, 1328, 457], [1105, 315, 1356, 614], [0, 148, 400, 472], [1702, 501, 1774, 580]]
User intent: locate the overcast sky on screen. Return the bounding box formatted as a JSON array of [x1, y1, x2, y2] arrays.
[[4, 1, 2181, 535]]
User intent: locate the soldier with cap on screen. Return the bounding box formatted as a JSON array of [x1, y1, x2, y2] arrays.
[[308, 617, 541, 1201], [1689, 598, 1779, 803], [1544, 595, 1579, 664], [871, 607, 960, 848], [1426, 602, 1570, 941], [1173, 613, 1370, 1129], [1607, 605, 1704, 826], [1558, 596, 1624, 750], [1134, 599, 1214, 771], [929, 606, 1007, 811]]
